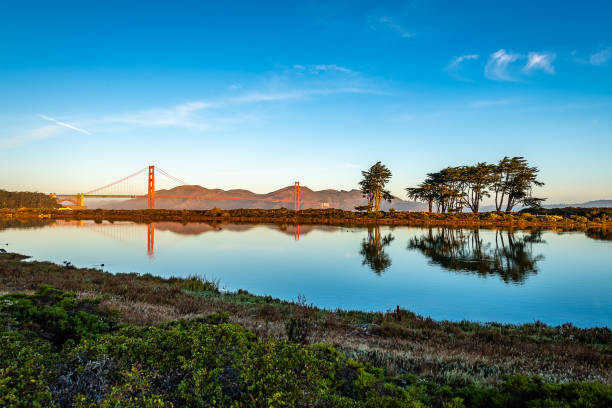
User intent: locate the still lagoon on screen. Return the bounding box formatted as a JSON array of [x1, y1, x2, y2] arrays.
[[1, 220, 610, 328]]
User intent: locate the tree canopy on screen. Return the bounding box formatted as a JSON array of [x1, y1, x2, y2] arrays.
[[0, 190, 60, 209], [358, 161, 393, 212], [406, 157, 545, 213]]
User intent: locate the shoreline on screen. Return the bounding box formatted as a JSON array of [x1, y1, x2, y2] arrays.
[[1, 207, 611, 231]]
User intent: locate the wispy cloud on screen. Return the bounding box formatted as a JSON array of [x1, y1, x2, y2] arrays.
[[230, 87, 374, 104], [589, 47, 611, 66], [0, 125, 63, 149], [293, 64, 353, 74], [485, 49, 521, 81], [447, 54, 479, 70], [373, 16, 414, 38], [522, 52, 555, 74], [1, 115, 90, 149], [96, 101, 212, 130], [446, 54, 479, 81], [38, 114, 91, 135], [313, 64, 352, 73], [343, 163, 360, 169]]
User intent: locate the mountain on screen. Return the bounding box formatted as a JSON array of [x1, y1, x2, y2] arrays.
[[542, 200, 612, 209], [94, 185, 428, 211], [474, 200, 612, 212], [479, 200, 612, 212]]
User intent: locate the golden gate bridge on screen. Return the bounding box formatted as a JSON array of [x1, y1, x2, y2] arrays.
[[50, 165, 316, 211]]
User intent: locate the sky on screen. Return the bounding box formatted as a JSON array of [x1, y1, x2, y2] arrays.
[[0, 0, 611, 204]]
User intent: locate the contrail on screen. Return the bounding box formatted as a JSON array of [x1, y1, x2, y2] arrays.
[[38, 114, 91, 135]]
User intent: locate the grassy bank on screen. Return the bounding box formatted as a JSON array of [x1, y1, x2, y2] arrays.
[[1, 252, 611, 406], [1, 207, 612, 230]]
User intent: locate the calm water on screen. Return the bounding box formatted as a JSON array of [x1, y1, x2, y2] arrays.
[[1, 220, 611, 328]]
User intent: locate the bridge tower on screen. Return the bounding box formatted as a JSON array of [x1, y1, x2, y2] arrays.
[[294, 181, 300, 211], [147, 165, 155, 209]]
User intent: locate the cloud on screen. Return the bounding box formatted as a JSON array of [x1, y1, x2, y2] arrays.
[[447, 54, 479, 70], [292, 64, 354, 74], [0, 125, 63, 149], [485, 49, 521, 81], [374, 16, 415, 38], [343, 163, 360, 169], [230, 86, 373, 104], [522, 52, 555, 74], [589, 47, 611, 66], [1, 114, 91, 149], [97, 101, 212, 130], [38, 114, 91, 135], [313, 64, 352, 73]]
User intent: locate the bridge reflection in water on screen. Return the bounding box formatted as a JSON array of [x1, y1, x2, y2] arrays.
[[50, 221, 302, 257]]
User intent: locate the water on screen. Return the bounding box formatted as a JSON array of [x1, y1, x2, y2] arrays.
[[1, 219, 611, 328]]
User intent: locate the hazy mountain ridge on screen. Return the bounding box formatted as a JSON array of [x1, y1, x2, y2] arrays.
[[542, 200, 612, 209], [479, 200, 612, 212], [95, 185, 428, 211], [91, 185, 610, 212]]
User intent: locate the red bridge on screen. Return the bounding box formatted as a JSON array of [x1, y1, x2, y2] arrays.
[[51, 165, 310, 210]]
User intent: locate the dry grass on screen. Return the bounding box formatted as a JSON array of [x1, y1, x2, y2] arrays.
[[1, 251, 610, 387]]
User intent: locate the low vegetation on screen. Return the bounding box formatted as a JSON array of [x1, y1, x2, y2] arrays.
[[0, 252, 611, 406]]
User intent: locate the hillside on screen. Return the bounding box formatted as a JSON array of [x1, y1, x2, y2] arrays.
[[95, 184, 428, 211], [0, 189, 60, 209]]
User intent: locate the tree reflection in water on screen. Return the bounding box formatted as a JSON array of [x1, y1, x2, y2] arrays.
[[359, 226, 395, 275], [585, 228, 612, 241], [407, 228, 545, 284]]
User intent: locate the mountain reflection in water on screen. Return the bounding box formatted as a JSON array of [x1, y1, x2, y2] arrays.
[[407, 228, 545, 284]]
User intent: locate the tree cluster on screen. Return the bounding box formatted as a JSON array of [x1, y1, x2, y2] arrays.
[[406, 157, 545, 213], [0, 190, 60, 209]]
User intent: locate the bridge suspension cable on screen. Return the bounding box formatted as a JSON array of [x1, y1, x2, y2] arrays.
[[85, 167, 148, 195], [156, 167, 189, 186]]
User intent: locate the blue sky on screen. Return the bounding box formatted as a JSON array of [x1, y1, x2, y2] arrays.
[[1, 0, 611, 203]]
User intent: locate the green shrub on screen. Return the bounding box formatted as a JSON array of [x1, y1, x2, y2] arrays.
[[0, 330, 56, 407], [0, 285, 116, 348], [1, 287, 611, 407]]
